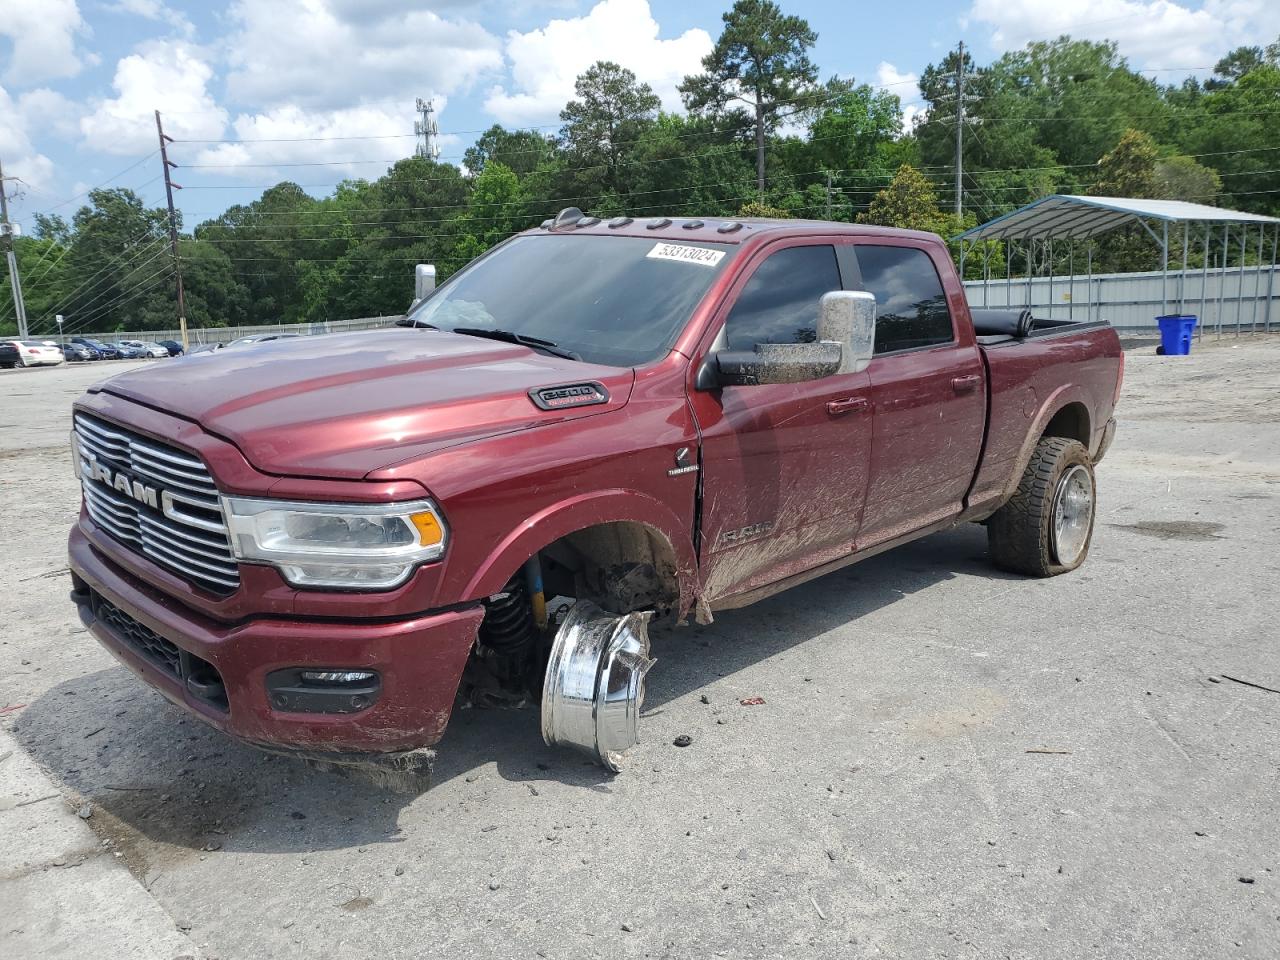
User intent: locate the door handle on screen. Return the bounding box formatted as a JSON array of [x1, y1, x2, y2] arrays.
[[826, 397, 869, 416], [951, 374, 981, 394]]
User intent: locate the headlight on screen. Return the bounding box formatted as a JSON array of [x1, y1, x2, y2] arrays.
[[223, 497, 447, 590]]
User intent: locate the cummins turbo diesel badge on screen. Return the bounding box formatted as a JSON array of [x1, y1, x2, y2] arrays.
[[646, 242, 725, 267], [529, 382, 610, 411]]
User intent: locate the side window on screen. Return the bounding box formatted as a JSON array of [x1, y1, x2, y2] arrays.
[[723, 245, 841, 350], [854, 245, 954, 354]]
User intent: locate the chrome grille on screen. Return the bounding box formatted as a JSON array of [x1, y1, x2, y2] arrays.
[[74, 414, 240, 592]]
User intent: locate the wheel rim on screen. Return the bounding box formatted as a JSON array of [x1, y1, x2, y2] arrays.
[[1051, 464, 1093, 565]]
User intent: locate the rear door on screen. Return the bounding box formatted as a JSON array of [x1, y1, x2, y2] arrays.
[[689, 240, 873, 602], [851, 242, 986, 547]]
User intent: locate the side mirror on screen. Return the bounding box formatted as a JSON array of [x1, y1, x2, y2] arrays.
[[408, 263, 437, 311], [703, 289, 877, 388], [817, 290, 876, 374]]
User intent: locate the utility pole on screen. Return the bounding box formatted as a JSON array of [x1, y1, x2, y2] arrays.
[[953, 40, 966, 217], [414, 98, 440, 160], [155, 110, 188, 350], [939, 41, 980, 217], [825, 170, 833, 220], [0, 156, 30, 338]]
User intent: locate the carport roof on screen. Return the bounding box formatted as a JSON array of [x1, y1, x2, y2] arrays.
[[956, 194, 1280, 242]]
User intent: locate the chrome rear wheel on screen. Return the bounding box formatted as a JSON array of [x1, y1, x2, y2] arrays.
[[1051, 464, 1094, 565]]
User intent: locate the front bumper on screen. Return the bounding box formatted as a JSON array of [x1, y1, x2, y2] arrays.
[[69, 526, 483, 755]]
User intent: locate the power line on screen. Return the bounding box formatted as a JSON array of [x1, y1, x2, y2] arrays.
[[60, 263, 175, 336], [39, 238, 169, 321]]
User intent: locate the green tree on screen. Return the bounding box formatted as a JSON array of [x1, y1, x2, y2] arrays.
[[559, 61, 661, 197], [859, 164, 944, 231], [1155, 156, 1222, 202], [463, 125, 556, 177], [680, 0, 819, 194], [808, 85, 903, 175], [1092, 128, 1160, 197]]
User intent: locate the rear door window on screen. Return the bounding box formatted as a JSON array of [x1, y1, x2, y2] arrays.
[[853, 245, 955, 354]]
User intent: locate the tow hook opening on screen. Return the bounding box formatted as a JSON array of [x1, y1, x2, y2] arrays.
[[540, 599, 655, 772]]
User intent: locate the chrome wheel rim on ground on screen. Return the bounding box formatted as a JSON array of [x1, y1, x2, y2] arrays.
[[541, 599, 655, 772], [1051, 464, 1094, 565]]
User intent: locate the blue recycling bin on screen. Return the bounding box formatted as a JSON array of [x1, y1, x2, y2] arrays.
[[1156, 315, 1197, 355]]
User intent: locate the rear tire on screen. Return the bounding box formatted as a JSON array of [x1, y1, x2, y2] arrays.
[[987, 437, 1095, 577]]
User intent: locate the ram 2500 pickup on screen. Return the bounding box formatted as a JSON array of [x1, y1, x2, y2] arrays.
[[68, 210, 1122, 779]]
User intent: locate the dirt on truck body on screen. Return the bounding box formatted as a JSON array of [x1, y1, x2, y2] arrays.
[[66, 210, 1123, 783]]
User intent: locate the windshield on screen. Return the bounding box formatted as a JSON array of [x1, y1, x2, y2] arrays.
[[407, 234, 735, 367]]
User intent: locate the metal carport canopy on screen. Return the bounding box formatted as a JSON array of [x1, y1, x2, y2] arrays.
[[956, 195, 1279, 242]]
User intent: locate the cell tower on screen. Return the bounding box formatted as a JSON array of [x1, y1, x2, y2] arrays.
[[414, 98, 440, 160]]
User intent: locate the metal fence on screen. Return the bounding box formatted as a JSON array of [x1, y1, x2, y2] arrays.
[[72, 314, 402, 347], [963, 264, 1277, 337]]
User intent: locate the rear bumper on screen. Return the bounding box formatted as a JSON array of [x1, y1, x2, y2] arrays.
[[69, 526, 483, 756]]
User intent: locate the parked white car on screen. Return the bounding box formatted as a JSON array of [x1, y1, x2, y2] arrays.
[[8, 340, 65, 367]]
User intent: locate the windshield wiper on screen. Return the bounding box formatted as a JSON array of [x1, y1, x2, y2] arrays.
[[450, 327, 582, 361]]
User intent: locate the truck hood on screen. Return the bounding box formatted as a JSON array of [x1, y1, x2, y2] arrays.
[[96, 328, 635, 479]]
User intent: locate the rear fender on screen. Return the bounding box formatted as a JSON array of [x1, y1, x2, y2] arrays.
[[1002, 384, 1095, 502], [461, 489, 700, 613]]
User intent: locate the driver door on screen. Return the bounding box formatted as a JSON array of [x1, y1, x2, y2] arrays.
[[688, 241, 873, 604]]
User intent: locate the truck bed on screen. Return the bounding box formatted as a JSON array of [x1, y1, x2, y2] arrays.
[[966, 318, 1123, 515]]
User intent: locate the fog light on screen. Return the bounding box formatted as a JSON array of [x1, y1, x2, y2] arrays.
[[266, 667, 381, 714], [300, 670, 376, 684]]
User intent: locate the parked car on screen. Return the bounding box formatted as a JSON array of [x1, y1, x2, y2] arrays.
[[124, 341, 170, 358], [8, 340, 65, 367], [157, 339, 184, 356], [70, 337, 119, 360], [227, 333, 302, 347], [0, 341, 19, 368], [111, 342, 146, 359], [67, 213, 1122, 782], [61, 343, 95, 362]]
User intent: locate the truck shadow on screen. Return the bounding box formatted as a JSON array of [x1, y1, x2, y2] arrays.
[[433, 522, 1015, 786], [10, 523, 1017, 859]]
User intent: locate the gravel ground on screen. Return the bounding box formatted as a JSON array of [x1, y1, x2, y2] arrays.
[[1, 339, 1278, 959]]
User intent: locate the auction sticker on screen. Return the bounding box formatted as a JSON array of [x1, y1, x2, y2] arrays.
[[646, 242, 725, 267]]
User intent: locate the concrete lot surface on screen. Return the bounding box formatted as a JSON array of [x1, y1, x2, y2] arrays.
[[1, 341, 1278, 959]]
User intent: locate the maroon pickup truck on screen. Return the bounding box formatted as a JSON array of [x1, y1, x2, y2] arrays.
[[67, 212, 1122, 779]]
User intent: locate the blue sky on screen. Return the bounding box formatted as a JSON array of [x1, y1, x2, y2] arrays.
[[1, 0, 1275, 229]]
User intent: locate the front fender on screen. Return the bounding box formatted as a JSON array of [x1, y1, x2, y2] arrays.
[[460, 488, 701, 613]]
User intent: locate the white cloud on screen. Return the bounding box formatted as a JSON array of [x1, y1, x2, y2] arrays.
[[965, 0, 1280, 69], [484, 0, 713, 125], [876, 61, 925, 133], [0, 85, 57, 189], [79, 41, 228, 155], [190, 103, 459, 180], [876, 62, 919, 90], [223, 0, 502, 112], [0, 0, 91, 85], [104, 0, 195, 38]]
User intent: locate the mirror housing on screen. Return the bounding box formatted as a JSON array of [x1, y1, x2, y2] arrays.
[[818, 290, 877, 374], [406, 263, 437, 314], [714, 341, 844, 386]]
